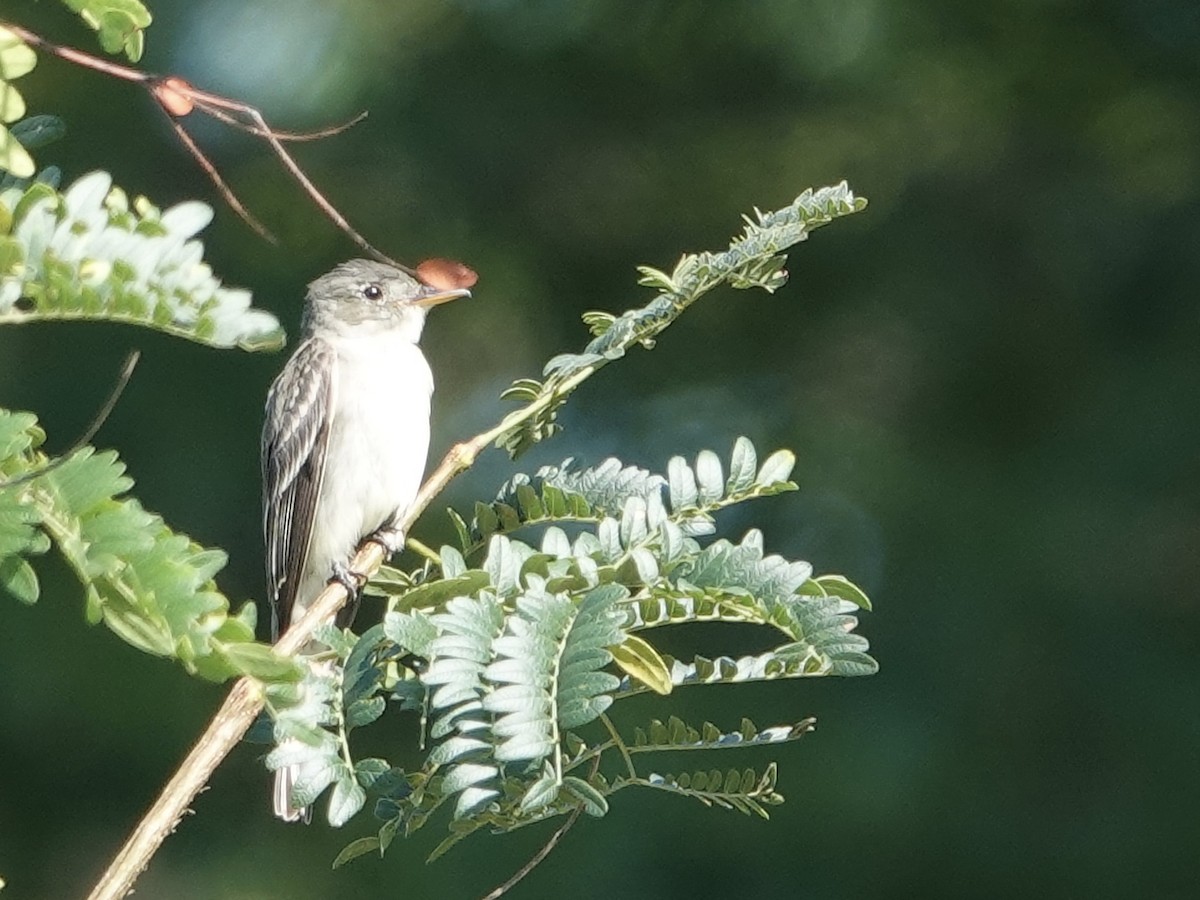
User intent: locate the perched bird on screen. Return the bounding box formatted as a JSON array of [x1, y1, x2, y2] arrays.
[[262, 258, 469, 821]]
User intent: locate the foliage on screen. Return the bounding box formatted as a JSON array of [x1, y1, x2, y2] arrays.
[[0, 26, 39, 179], [61, 0, 153, 62], [0, 10, 290, 687], [273, 438, 873, 860], [0, 171, 284, 350], [495, 182, 865, 457], [0, 1, 876, 876], [245, 187, 876, 869], [1, 1, 151, 177], [0, 407, 299, 683]]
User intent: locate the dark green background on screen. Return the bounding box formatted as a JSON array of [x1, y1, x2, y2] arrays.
[[1, 1, 1196, 897]]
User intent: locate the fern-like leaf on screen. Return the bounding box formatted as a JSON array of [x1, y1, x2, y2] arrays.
[[0, 171, 284, 350], [0, 407, 297, 682], [423, 595, 505, 817], [628, 716, 816, 754], [619, 763, 784, 819], [496, 186, 866, 457]]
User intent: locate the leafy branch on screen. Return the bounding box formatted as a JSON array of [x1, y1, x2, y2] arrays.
[[79, 184, 869, 899], [0, 170, 284, 349], [305, 436, 873, 867], [1, 14, 410, 261], [496, 182, 865, 456]]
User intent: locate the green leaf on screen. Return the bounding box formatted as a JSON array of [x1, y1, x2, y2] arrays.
[[694, 450, 724, 504], [0, 126, 34, 179], [561, 775, 609, 816], [610, 633, 672, 695], [629, 715, 816, 754], [813, 574, 872, 610], [0, 407, 292, 683], [726, 437, 758, 494], [0, 554, 38, 603], [0, 172, 284, 350], [8, 115, 67, 151], [519, 766, 560, 813], [0, 29, 36, 82], [755, 449, 795, 486], [667, 456, 698, 509], [383, 610, 438, 656], [493, 184, 865, 459], [62, 0, 153, 62], [0, 85, 25, 124], [332, 836, 380, 869], [218, 641, 302, 681], [624, 763, 783, 819], [635, 265, 676, 291], [328, 773, 367, 827]]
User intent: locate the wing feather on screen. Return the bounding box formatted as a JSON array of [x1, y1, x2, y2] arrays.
[[262, 337, 337, 640]]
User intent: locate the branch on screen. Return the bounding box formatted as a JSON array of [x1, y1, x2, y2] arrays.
[[84, 377, 590, 900], [0, 351, 139, 488], [480, 756, 599, 900], [0, 22, 393, 260], [85, 184, 866, 898]]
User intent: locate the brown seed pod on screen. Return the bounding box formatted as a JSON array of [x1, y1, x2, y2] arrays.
[[153, 77, 195, 117], [416, 258, 478, 291]]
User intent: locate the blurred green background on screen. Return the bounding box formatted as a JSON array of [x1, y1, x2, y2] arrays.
[[2, 0, 1197, 897]]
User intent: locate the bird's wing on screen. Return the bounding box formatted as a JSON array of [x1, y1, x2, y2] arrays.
[[262, 337, 337, 640]]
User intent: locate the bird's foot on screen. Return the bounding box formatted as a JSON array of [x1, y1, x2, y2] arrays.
[[371, 525, 406, 556], [330, 561, 366, 598]]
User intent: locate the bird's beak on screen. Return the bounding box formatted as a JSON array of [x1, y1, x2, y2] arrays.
[[413, 286, 471, 309]]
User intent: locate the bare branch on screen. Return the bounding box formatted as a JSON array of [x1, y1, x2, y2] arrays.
[[0, 351, 140, 488], [1, 23, 151, 83], [481, 779, 592, 900], [193, 91, 407, 270], [195, 103, 370, 142], [0, 21, 383, 255], [159, 112, 278, 243]]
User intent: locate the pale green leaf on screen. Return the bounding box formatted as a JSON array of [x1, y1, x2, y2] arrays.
[[0, 554, 38, 603], [756, 449, 795, 486], [332, 836, 380, 869], [0, 29, 36, 80], [0, 126, 34, 178], [610, 634, 672, 695]]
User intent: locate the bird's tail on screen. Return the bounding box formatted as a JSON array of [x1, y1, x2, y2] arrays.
[[273, 743, 313, 823]]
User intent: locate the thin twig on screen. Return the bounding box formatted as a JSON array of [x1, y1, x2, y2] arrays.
[[481, 808, 583, 900], [195, 92, 407, 270], [404, 537, 442, 566], [0, 351, 140, 488], [159, 111, 277, 243], [58, 351, 140, 458], [85, 367, 585, 900], [600, 712, 637, 781], [2, 23, 150, 83], [195, 103, 369, 142], [0, 21, 384, 255], [480, 756, 600, 900]]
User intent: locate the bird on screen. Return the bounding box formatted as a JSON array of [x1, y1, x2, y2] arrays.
[[261, 258, 469, 821]]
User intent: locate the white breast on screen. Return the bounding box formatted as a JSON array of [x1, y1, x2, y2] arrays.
[[295, 329, 433, 616]]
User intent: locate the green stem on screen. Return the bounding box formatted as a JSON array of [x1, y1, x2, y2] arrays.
[[404, 537, 441, 566], [600, 713, 637, 781]]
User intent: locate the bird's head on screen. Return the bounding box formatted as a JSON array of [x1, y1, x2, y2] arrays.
[[301, 258, 470, 342]]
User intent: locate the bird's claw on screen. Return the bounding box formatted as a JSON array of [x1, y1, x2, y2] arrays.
[[330, 561, 366, 597], [371, 525, 406, 555]]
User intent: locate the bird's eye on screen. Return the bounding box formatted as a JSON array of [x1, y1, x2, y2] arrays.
[[362, 284, 383, 300]]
